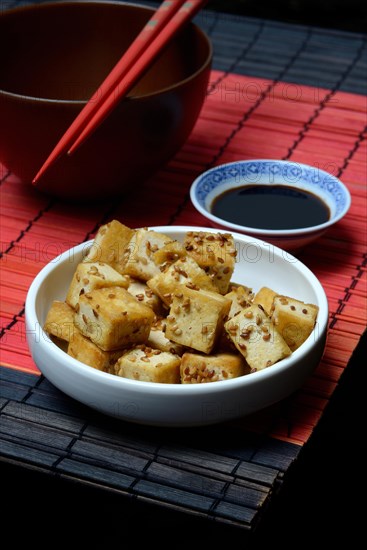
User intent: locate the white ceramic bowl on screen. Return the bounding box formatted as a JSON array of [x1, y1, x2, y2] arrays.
[[190, 160, 351, 251], [25, 225, 328, 427]]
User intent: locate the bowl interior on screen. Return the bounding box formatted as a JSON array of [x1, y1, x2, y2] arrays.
[[0, 1, 210, 101]]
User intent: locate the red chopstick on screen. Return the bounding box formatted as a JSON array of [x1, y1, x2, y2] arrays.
[[69, 0, 208, 153], [32, 0, 198, 185]]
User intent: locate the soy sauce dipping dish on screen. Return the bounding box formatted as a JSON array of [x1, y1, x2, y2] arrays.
[[190, 160, 351, 251], [25, 225, 329, 428]]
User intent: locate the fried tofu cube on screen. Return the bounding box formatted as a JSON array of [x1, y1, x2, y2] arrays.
[[225, 285, 254, 319], [184, 231, 237, 294], [66, 261, 129, 309], [225, 304, 291, 372], [147, 256, 217, 306], [165, 286, 231, 354], [67, 329, 124, 372], [115, 345, 181, 383], [127, 278, 165, 316], [152, 239, 187, 268], [271, 295, 319, 351], [180, 352, 249, 383], [84, 220, 134, 274], [44, 300, 76, 342], [123, 228, 172, 281], [74, 286, 155, 351], [253, 286, 278, 316], [147, 319, 184, 355]]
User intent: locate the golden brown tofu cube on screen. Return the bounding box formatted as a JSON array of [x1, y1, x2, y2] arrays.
[[84, 219, 134, 274], [147, 256, 217, 306], [225, 285, 254, 319], [123, 228, 172, 281], [66, 261, 129, 309], [225, 304, 291, 372], [127, 278, 165, 317], [165, 286, 231, 354], [271, 295, 319, 351], [180, 352, 249, 383], [67, 329, 124, 372], [147, 319, 185, 355], [44, 300, 76, 342], [253, 286, 278, 316], [74, 286, 155, 351], [115, 345, 181, 383], [184, 230, 237, 294], [152, 239, 187, 268]]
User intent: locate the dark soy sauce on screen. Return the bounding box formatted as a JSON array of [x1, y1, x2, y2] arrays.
[[211, 185, 330, 230]]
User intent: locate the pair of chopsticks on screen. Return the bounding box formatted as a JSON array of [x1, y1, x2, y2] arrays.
[[33, 0, 208, 185]]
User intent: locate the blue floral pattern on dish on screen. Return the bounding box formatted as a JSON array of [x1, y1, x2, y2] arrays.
[[194, 160, 349, 214]]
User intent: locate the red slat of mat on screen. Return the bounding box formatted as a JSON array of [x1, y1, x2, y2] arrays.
[[324, 286, 364, 304], [330, 90, 367, 111], [332, 319, 367, 337], [0, 253, 46, 279], [299, 125, 363, 144], [208, 74, 270, 103], [342, 168, 367, 186], [271, 80, 327, 105], [334, 307, 367, 327], [302, 376, 337, 400], [308, 362, 344, 383], [312, 115, 365, 136], [0, 351, 37, 373], [326, 327, 363, 349], [0, 183, 49, 212], [293, 391, 330, 412], [0, 293, 26, 318], [254, 98, 317, 125], [328, 308, 367, 329]]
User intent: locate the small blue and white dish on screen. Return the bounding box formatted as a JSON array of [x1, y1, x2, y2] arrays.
[[190, 159, 351, 251]]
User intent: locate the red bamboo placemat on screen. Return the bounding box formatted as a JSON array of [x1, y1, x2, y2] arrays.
[[1, 70, 366, 447]]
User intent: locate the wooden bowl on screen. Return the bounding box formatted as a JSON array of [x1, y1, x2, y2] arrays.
[[0, 1, 212, 200]]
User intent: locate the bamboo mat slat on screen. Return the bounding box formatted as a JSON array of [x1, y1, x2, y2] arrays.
[[1, 1, 366, 531]]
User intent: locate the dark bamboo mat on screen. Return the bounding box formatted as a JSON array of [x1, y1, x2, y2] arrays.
[[1, 0, 366, 532], [0, 365, 300, 530]]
